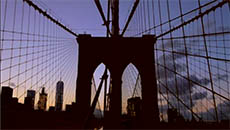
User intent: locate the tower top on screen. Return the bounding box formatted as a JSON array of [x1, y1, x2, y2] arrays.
[[42, 87, 45, 94]]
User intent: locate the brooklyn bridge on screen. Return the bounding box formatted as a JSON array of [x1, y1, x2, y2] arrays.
[[1, 0, 230, 129]]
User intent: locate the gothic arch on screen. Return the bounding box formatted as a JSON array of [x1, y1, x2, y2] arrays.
[[122, 63, 142, 114], [75, 34, 159, 128]]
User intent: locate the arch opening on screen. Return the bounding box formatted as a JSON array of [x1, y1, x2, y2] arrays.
[[121, 63, 142, 117], [91, 63, 111, 118]]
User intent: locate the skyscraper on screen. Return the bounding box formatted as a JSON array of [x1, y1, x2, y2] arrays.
[[1, 86, 13, 106], [55, 81, 64, 111], [37, 87, 47, 111], [24, 90, 36, 109], [127, 97, 142, 119], [27, 90, 36, 97]]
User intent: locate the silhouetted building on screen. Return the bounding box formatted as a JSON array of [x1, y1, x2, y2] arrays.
[[66, 102, 76, 112], [24, 90, 36, 109], [27, 90, 36, 97], [49, 106, 55, 112], [168, 108, 185, 123], [127, 97, 142, 119], [66, 104, 72, 112], [1, 86, 13, 106], [12, 97, 18, 104], [37, 87, 47, 111], [55, 81, 64, 111], [168, 108, 177, 123]]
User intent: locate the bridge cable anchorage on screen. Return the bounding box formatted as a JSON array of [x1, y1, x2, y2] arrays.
[[23, 0, 78, 37]]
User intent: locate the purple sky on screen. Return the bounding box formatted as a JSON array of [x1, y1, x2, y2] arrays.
[[1, 0, 229, 120]]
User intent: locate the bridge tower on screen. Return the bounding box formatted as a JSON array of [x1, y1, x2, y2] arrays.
[[75, 34, 159, 128], [75, 0, 159, 128]]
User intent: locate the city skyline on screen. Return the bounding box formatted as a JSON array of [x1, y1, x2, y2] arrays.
[[1, 0, 230, 124]]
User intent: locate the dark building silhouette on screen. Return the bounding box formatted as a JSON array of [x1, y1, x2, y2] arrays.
[[49, 106, 55, 112], [168, 108, 185, 123], [1, 86, 229, 129], [1, 86, 13, 105], [55, 81, 64, 111], [24, 90, 36, 109], [37, 87, 47, 111], [65, 102, 76, 112], [1, 86, 20, 109], [11, 97, 19, 105], [66, 104, 72, 112], [127, 97, 142, 119], [27, 90, 36, 97]]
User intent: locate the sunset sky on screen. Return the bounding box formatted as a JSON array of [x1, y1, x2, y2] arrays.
[[1, 0, 229, 120]]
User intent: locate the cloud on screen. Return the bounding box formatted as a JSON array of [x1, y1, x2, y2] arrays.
[[157, 63, 186, 80], [215, 74, 228, 81], [198, 100, 230, 121], [158, 48, 187, 63], [156, 40, 205, 81], [199, 78, 210, 86], [159, 75, 210, 95], [161, 40, 186, 50], [158, 75, 211, 112], [158, 101, 194, 120], [192, 91, 208, 100], [216, 100, 230, 120], [155, 19, 230, 120], [189, 75, 210, 86], [159, 39, 206, 61]]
